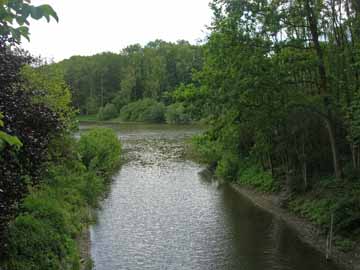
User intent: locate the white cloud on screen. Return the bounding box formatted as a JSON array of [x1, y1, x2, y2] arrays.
[[22, 0, 212, 61]]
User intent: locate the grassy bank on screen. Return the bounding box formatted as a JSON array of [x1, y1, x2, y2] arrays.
[[76, 114, 98, 122], [2, 128, 121, 270]]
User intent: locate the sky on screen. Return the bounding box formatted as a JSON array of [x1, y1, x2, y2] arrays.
[[22, 0, 213, 62]]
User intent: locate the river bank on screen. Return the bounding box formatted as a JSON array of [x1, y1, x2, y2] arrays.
[[78, 228, 92, 270], [231, 184, 360, 270]]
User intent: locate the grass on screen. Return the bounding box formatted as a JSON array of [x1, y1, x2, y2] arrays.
[[76, 114, 98, 122]]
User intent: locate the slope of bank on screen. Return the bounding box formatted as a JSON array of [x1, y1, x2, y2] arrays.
[[231, 184, 360, 270]]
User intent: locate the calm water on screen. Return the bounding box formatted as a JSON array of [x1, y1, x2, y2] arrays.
[[83, 123, 340, 270]]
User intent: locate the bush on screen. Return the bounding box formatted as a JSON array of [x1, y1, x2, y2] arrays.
[[119, 99, 165, 123], [97, 103, 118, 121], [237, 164, 277, 192], [78, 128, 121, 177], [6, 214, 80, 270], [190, 134, 221, 165], [215, 152, 241, 182], [335, 238, 356, 252], [3, 130, 122, 269], [112, 93, 129, 112], [289, 186, 360, 234], [165, 103, 190, 124], [289, 198, 334, 227], [4, 160, 97, 270]]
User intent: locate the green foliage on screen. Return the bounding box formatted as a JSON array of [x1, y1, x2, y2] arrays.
[[4, 131, 121, 269], [335, 238, 356, 252], [289, 198, 335, 227], [215, 152, 241, 182], [119, 99, 165, 123], [97, 103, 118, 121], [76, 114, 98, 122], [78, 128, 121, 177], [169, 84, 208, 121], [21, 65, 75, 129], [289, 180, 360, 236], [85, 97, 98, 115], [112, 93, 128, 112], [0, 0, 58, 43], [190, 134, 221, 165], [165, 103, 190, 124], [237, 164, 277, 192], [6, 214, 79, 270], [0, 113, 22, 151], [48, 41, 203, 116]]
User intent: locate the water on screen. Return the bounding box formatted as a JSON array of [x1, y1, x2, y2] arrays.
[[84, 123, 340, 270]]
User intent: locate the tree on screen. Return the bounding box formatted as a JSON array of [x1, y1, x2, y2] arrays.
[[0, 0, 58, 43]]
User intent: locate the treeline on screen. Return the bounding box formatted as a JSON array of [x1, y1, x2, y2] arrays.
[[0, 2, 122, 269], [50, 40, 203, 123], [182, 0, 360, 252]]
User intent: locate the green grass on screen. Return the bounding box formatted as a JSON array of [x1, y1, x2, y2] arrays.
[[76, 114, 98, 122]]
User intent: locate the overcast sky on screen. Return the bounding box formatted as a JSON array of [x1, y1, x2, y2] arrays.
[[21, 0, 213, 62]]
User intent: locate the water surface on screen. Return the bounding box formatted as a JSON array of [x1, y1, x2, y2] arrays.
[[84, 123, 340, 270]]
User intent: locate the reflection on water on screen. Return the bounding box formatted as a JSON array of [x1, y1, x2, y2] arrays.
[[85, 123, 340, 270]]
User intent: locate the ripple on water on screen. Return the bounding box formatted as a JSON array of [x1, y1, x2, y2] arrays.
[[88, 124, 340, 270]]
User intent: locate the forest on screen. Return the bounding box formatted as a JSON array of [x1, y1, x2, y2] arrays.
[[49, 40, 204, 123], [1, 0, 360, 269], [187, 0, 360, 252]]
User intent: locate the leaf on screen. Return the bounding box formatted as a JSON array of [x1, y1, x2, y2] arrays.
[[20, 4, 31, 20], [38, 4, 59, 22], [0, 131, 23, 150], [30, 6, 43, 20]]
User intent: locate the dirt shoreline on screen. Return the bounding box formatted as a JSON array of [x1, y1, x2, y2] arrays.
[[78, 227, 92, 270], [231, 184, 360, 270]]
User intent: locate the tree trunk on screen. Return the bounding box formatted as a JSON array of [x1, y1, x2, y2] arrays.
[[304, 0, 342, 180], [301, 134, 308, 190], [325, 118, 342, 179]]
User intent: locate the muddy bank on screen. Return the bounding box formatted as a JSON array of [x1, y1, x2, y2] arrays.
[[78, 228, 92, 270], [231, 184, 360, 270]]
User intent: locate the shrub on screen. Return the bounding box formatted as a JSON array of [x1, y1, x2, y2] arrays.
[[6, 214, 80, 270], [335, 238, 356, 252], [289, 198, 334, 227], [3, 130, 122, 269], [165, 103, 191, 124], [97, 103, 118, 121], [4, 161, 94, 270], [190, 134, 221, 165], [215, 152, 241, 182], [112, 93, 129, 112], [237, 164, 277, 192], [78, 128, 121, 177], [119, 99, 165, 123]]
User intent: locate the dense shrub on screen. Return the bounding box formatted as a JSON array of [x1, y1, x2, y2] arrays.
[[78, 128, 121, 177], [192, 133, 276, 191], [190, 134, 221, 165], [97, 103, 118, 121], [165, 103, 191, 124], [289, 180, 360, 235], [3, 131, 121, 270], [0, 41, 63, 255], [119, 99, 165, 123], [215, 152, 241, 182], [112, 93, 129, 112], [237, 164, 277, 192], [4, 161, 95, 270]]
